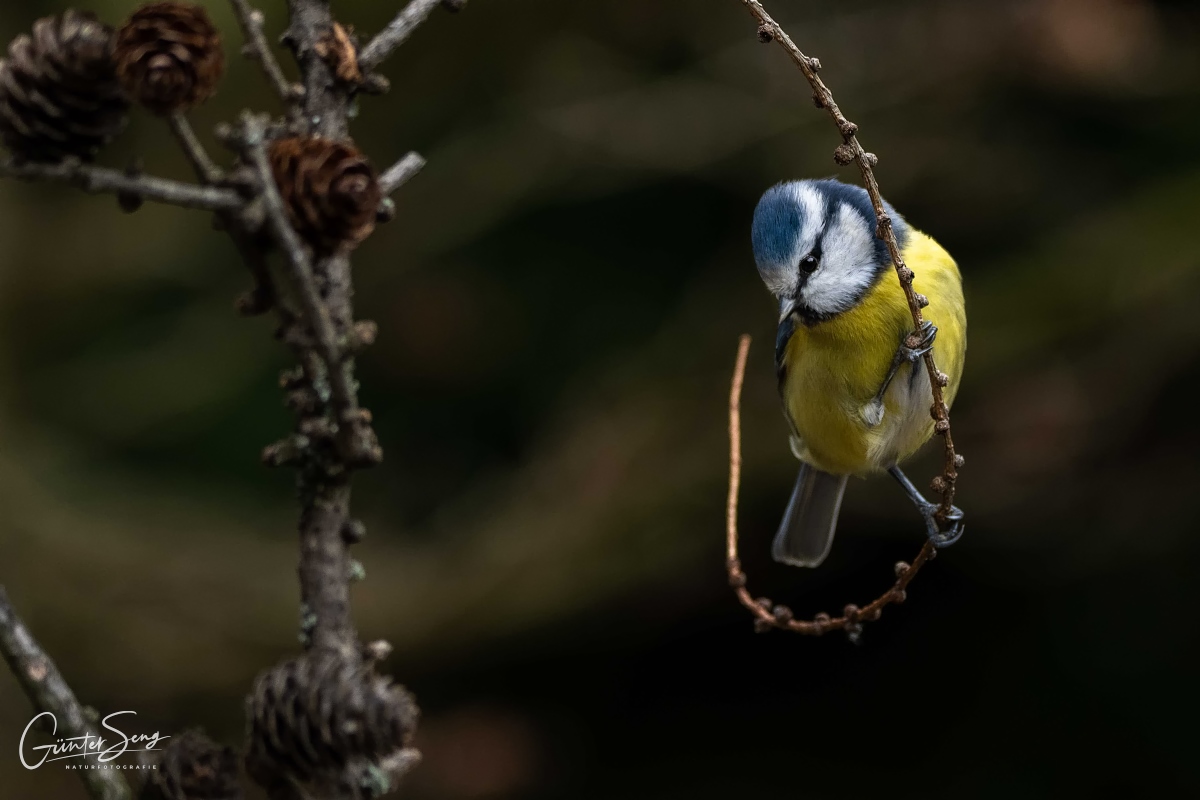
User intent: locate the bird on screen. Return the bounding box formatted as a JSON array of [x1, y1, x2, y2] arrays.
[[751, 178, 966, 568]]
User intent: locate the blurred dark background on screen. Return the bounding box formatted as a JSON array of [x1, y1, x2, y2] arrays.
[[3, 0, 1200, 797]]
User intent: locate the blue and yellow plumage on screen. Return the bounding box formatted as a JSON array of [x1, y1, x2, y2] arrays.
[[752, 179, 966, 567]]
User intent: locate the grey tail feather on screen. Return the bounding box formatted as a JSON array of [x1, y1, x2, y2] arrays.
[[771, 463, 850, 568]]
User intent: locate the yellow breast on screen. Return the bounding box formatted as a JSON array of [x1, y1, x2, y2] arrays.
[[780, 230, 966, 475]]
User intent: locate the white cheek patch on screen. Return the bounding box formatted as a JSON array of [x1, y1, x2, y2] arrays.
[[756, 183, 829, 301], [800, 203, 878, 317], [762, 271, 792, 298], [761, 183, 828, 300]]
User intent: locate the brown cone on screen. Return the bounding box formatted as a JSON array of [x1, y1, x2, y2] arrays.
[[140, 729, 242, 800], [113, 2, 224, 115], [244, 654, 418, 792], [268, 136, 382, 253], [0, 11, 129, 163]]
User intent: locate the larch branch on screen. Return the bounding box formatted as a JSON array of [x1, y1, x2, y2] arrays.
[[0, 157, 243, 211], [0, 1, 461, 794], [229, 0, 300, 109], [0, 586, 132, 800], [359, 0, 450, 71], [378, 151, 425, 195], [238, 111, 376, 466], [168, 112, 224, 184]]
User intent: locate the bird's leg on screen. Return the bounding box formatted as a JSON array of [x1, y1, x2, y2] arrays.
[[860, 320, 938, 427], [888, 465, 964, 548]]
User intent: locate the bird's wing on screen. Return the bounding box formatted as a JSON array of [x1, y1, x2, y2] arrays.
[[774, 313, 806, 448], [774, 313, 796, 387]]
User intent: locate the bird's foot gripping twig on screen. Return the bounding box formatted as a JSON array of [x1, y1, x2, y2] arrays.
[[860, 320, 940, 428], [902, 319, 937, 361], [889, 465, 964, 548], [927, 503, 965, 548]]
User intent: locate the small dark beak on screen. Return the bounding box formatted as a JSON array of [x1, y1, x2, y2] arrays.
[[778, 296, 797, 322]]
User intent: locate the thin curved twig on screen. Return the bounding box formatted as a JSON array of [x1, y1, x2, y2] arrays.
[[738, 0, 963, 518], [725, 336, 935, 641]]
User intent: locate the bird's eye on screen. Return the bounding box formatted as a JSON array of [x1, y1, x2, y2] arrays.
[[800, 254, 820, 273]]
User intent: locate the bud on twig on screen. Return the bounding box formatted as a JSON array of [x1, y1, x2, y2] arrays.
[[298, 417, 337, 440], [262, 436, 307, 467], [341, 408, 373, 426], [278, 366, 306, 390], [364, 640, 393, 663], [285, 388, 320, 415], [347, 320, 378, 351], [341, 519, 367, 544], [234, 286, 272, 316]]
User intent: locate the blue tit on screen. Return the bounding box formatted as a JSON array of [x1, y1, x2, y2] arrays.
[[751, 178, 966, 568]]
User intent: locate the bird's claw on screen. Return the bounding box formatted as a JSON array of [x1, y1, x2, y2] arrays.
[[921, 502, 964, 548], [902, 320, 937, 362]]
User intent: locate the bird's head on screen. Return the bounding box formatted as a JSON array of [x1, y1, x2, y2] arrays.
[[751, 178, 908, 325]]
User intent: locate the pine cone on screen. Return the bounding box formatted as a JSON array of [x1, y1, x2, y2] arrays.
[[0, 11, 129, 163], [140, 729, 242, 800], [245, 654, 418, 793], [113, 2, 224, 114], [268, 136, 382, 253]]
